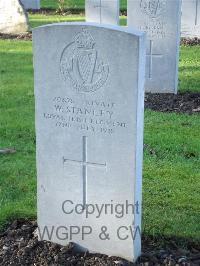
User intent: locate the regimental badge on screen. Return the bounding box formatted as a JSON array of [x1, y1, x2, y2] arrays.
[[140, 0, 166, 18], [60, 28, 109, 93]]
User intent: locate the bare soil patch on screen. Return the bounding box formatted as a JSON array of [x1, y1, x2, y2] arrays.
[[145, 93, 200, 114], [0, 219, 199, 265]]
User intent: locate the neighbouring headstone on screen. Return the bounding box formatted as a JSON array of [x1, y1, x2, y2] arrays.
[[33, 22, 145, 262], [128, 0, 182, 93], [20, 0, 40, 10], [0, 0, 29, 34], [181, 0, 200, 38], [85, 0, 119, 25]]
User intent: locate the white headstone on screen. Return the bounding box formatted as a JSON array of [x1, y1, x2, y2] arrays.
[[20, 0, 40, 10], [128, 0, 182, 93], [33, 22, 146, 262], [181, 0, 200, 38], [0, 0, 29, 34], [85, 0, 119, 25]]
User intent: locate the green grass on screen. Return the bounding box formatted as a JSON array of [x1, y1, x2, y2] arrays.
[[29, 13, 127, 28], [0, 41, 36, 226], [29, 14, 85, 28], [143, 111, 200, 238], [0, 39, 199, 242], [179, 46, 200, 92], [40, 0, 127, 10]]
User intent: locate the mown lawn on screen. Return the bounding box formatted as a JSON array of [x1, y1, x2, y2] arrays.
[[29, 14, 85, 28], [179, 46, 200, 92], [0, 38, 199, 242], [28, 13, 127, 28], [40, 0, 127, 10]]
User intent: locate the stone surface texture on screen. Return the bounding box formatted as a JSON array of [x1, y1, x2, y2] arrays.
[[33, 22, 146, 262], [128, 0, 182, 93], [86, 0, 119, 25], [181, 0, 200, 38], [20, 0, 40, 10], [0, 0, 29, 34]]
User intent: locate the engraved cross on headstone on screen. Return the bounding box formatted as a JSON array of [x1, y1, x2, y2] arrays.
[[146, 40, 163, 79], [195, 0, 199, 25], [93, 0, 108, 23], [63, 136, 106, 208]]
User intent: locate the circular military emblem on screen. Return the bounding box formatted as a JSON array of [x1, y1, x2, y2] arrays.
[[140, 0, 166, 18], [60, 28, 109, 93]]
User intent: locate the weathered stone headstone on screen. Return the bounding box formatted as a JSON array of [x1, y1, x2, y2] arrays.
[[33, 23, 145, 262], [20, 0, 40, 10], [85, 0, 119, 25], [0, 0, 29, 34], [181, 0, 200, 38], [128, 0, 182, 93]]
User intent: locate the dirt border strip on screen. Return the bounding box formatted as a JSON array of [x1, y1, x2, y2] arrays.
[[0, 219, 199, 266], [145, 92, 200, 114]]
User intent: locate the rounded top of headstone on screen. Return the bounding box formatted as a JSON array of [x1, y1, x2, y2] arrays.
[[33, 22, 146, 38]]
